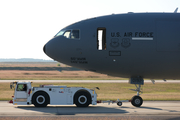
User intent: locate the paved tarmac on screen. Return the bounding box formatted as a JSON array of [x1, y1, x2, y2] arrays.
[[1, 101, 180, 117], [1, 80, 180, 119]]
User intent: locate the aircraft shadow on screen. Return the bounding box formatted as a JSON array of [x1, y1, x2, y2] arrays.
[[120, 105, 180, 114], [141, 106, 180, 113]]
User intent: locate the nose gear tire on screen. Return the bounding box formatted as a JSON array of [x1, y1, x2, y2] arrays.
[[131, 95, 143, 107]]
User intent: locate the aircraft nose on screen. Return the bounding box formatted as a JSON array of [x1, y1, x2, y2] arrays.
[[43, 44, 46, 54], [43, 38, 60, 60]]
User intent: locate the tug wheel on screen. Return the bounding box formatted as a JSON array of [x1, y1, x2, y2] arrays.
[[32, 92, 49, 107], [74, 91, 91, 107]]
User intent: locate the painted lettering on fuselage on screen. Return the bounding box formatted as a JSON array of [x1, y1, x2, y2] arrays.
[[71, 57, 88, 64], [111, 32, 153, 37]]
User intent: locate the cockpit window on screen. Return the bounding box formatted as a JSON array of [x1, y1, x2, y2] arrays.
[[70, 30, 79, 39], [55, 30, 65, 37], [63, 30, 71, 38], [54, 29, 80, 39]]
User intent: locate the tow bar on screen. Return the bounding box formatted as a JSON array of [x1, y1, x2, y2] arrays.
[[97, 99, 131, 106]]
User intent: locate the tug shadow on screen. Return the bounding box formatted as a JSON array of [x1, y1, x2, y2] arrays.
[[16, 103, 180, 115], [17, 105, 128, 115]]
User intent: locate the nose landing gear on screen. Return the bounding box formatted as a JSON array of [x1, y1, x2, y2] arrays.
[[129, 77, 144, 107], [131, 95, 143, 107]]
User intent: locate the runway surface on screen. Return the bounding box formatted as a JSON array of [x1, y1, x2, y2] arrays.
[[1, 101, 180, 119], [1, 80, 180, 119]]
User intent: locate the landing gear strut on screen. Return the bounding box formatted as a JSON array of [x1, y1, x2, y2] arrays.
[[129, 77, 144, 107]]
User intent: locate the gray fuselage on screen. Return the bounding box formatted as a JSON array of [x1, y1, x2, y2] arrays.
[[44, 13, 180, 79]]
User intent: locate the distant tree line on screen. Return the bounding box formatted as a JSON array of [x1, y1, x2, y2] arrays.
[[0, 58, 55, 62]]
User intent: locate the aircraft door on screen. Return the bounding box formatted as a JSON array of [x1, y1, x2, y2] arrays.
[[97, 28, 106, 50]]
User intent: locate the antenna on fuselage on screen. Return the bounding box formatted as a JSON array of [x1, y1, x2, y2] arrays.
[[174, 7, 178, 13]]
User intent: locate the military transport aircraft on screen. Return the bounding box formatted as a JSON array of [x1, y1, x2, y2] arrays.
[[43, 9, 180, 107]]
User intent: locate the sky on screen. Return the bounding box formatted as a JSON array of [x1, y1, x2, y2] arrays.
[[0, 0, 180, 60]]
